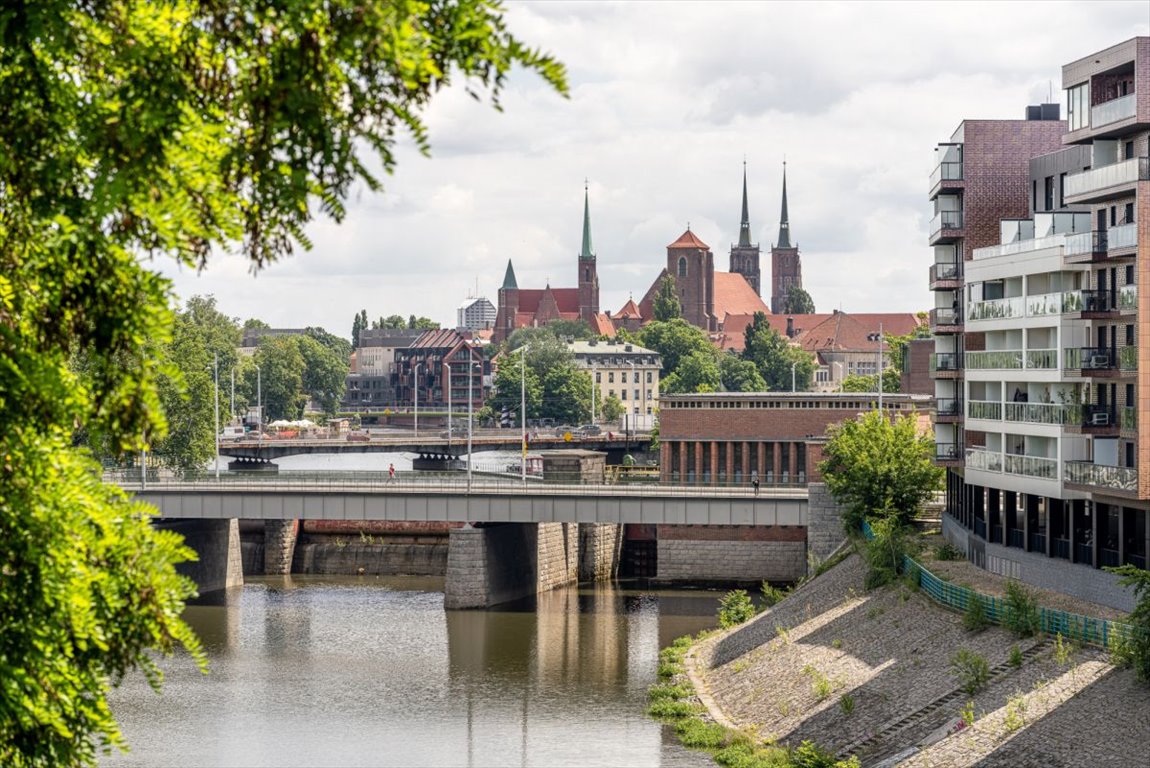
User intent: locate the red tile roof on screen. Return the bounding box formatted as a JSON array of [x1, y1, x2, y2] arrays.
[[788, 312, 924, 352], [712, 272, 770, 318], [667, 229, 710, 250], [592, 313, 616, 336], [612, 298, 643, 320], [514, 287, 581, 315]]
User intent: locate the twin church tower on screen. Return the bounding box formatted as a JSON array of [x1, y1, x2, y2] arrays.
[[493, 165, 802, 342]]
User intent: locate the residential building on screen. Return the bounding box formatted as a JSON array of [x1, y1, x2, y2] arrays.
[[932, 37, 1150, 612], [566, 339, 661, 430], [342, 329, 421, 410], [457, 296, 496, 331], [393, 329, 491, 412], [659, 392, 931, 485]]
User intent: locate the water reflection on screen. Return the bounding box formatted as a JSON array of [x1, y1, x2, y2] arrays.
[[104, 577, 720, 768]]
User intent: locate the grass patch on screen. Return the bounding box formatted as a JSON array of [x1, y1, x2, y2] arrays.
[[950, 648, 990, 695], [675, 718, 729, 749], [648, 683, 691, 701], [647, 699, 698, 719], [1008, 644, 1023, 668]]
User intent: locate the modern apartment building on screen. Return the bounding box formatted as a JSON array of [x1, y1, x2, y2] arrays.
[[932, 37, 1150, 611]]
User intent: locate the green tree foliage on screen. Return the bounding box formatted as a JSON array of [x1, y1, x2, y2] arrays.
[[351, 309, 368, 347], [487, 354, 543, 421], [408, 315, 439, 330], [243, 318, 270, 330], [741, 312, 815, 392], [306, 326, 353, 362], [541, 362, 592, 424], [783, 285, 816, 315], [297, 335, 350, 416], [653, 274, 682, 321], [1105, 565, 1150, 682], [375, 314, 407, 330], [639, 318, 713, 378], [0, 4, 562, 761], [820, 410, 943, 532], [545, 318, 596, 340], [718, 589, 757, 628], [839, 368, 901, 394], [663, 349, 722, 394], [252, 337, 308, 421], [719, 354, 766, 392], [600, 393, 625, 423]]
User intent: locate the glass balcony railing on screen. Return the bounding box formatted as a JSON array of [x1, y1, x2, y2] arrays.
[[968, 296, 1024, 321], [1064, 157, 1150, 198], [1063, 231, 1108, 257], [966, 447, 1002, 473], [1025, 349, 1058, 369], [934, 442, 962, 460], [1119, 284, 1138, 311], [929, 262, 962, 283], [972, 234, 1066, 260], [966, 350, 1023, 369], [1121, 346, 1137, 371], [967, 400, 1002, 420], [1109, 222, 1138, 250], [1079, 288, 1116, 313], [1003, 453, 1058, 480], [1065, 347, 1116, 371], [1027, 292, 1071, 316], [1004, 402, 1081, 425], [936, 398, 963, 418], [929, 161, 963, 190], [929, 210, 964, 238], [1065, 461, 1138, 492], [929, 353, 962, 372], [929, 307, 962, 327], [1122, 406, 1137, 430], [1091, 93, 1137, 128]]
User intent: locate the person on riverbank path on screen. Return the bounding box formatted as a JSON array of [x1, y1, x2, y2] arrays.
[[750, 469, 759, 496]]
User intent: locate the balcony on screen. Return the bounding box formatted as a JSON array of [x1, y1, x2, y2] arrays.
[[929, 352, 962, 377], [967, 296, 1024, 322], [929, 210, 964, 243], [934, 442, 963, 462], [1064, 461, 1138, 493], [928, 261, 963, 290], [1122, 406, 1137, 431], [929, 161, 964, 198], [965, 350, 1022, 370], [1004, 401, 1080, 426], [1029, 532, 1047, 553], [966, 447, 1002, 472], [936, 398, 963, 422], [967, 400, 1002, 421], [928, 307, 962, 332], [1024, 349, 1058, 370], [1064, 157, 1150, 202], [1092, 93, 1137, 128], [1064, 346, 1117, 373], [1063, 231, 1109, 262], [972, 234, 1066, 261], [1109, 222, 1138, 251], [1119, 284, 1138, 311], [1003, 453, 1058, 480], [1080, 404, 1117, 432], [1027, 291, 1075, 317]]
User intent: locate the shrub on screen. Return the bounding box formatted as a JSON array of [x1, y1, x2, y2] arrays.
[[1008, 645, 1023, 668], [791, 740, 860, 768], [719, 589, 758, 628], [950, 648, 990, 695], [1002, 581, 1041, 638], [801, 665, 834, 701], [839, 693, 856, 717], [761, 582, 791, 608], [1053, 633, 1076, 666], [963, 593, 990, 633], [1105, 565, 1150, 683], [647, 699, 696, 719], [1002, 693, 1028, 734], [862, 518, 916, 590], [675, 717, 729, 749], [934, 541, 964, 561]]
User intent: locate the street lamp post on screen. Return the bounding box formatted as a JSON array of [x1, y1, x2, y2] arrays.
[[213, 353, 220, 480], [868, 322, 885, 413], [791, 361, 797, 393], [413, 363, 422, 437], [467, 348, 476, 492], [513, 345, 529, 486], [255, 364, 262, 448]]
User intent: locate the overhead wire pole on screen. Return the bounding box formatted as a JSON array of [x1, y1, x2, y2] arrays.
[[868, 322, 885, 413], [213, 352, 220, 481], [467, 347, 474, 493], [520, 345, 527, 487], [414, 364, 421, 437]]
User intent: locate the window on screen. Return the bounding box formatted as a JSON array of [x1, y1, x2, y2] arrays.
[[634, 389, 639, 401], [609, 389, 615, 398], [621, 390, 627, 400], [1032, 180, 1038, 212], [595, 371, 601, 383], [1127, 324, 1135, 346], [646, 389, 652, 400], [633, 371, 639, 383], [1111, 206, 1117, 227], [608, 372, 614, 383], [1125, 203, 1135, 225], [1066, 82, 1089, 131], [677, 256, 688, 277], [1126, 265, 1135, 285], [1126, 141, 1135, 160], [1044, 176, 1054, 211], [1058, 172, 1066, 208], [646, 371, 653, 383]]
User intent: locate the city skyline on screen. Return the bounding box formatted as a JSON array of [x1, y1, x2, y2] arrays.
[[157, 1, 1148, 339]]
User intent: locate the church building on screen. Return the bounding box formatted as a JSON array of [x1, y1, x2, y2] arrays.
[[770, 164, 803, 314]]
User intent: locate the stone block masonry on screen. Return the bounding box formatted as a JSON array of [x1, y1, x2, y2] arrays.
[[657, 539, 805, 583], [264, 519, 298, 575], [444, 522, 581, 609], [157, 518, 243, 594], [578, 523, 622, 581], [806, 483, 847, 565]]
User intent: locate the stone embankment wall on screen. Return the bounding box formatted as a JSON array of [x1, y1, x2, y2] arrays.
[[656, 525, 806, 583], [805, 482, 846, 564], [579, 523, 623, 581], [445, 522, 580, 609]]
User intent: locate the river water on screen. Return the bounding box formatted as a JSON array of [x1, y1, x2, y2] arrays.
[[103, 576, 722, 767]]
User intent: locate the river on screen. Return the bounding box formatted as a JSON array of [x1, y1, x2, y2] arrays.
[[102, 576, 723, 767]]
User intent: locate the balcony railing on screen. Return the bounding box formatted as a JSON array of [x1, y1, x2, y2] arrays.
[[1064, 461, 1138, 492], [929, 161, 963, 190], [1064, 157, 1150, 199], [1065, 346, 1116, 371], [934, 442, 962, 460], [966, 447, 1002, 472], [1004, 401, 1080, 426], [1052, 538, 1070, 560], [1101, 549, 1121, 568], [967, 400, 1002, 420], [929, 210, 964, 238], [1025, 349, 1058, 369], [1063, 230, 1108, 258], [965, 350, 1023, 370], [1082, 405, 1116, 428], [1119, 284, 1137, 310], [1027, 291, 1072, 317], [929, 261, 963, 283], [1122, 406, 1137, 430], [991, 524, 1003, 544], [936, 398, 963, 417], [1109, 222, 1138, 250], [1029, 532, 1047, 553], [1003, 453, 1057, 480], [973, 516, 987, 539], [1008, 528, 1024, 549], [972, 234, 1066, 261], [1079, 288, 1116, 313], [1092, 93, 1137, 128], [929, 307, 962, 327], [929, 353, 962, 373], [967, 296, 1024, 321], [1075, 542, 1093, 564], [1121, 346, 1138, 372]]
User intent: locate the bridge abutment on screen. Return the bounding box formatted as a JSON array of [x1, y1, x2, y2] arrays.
[[444, 522, 579, 609], [157, 519, 243, 594], [579, 523, 623, 581], [264, 519, 299, 575]]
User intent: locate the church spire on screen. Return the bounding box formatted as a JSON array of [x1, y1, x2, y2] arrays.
[[738, 161, 752, 248], [501, 259, 518, 290], [777, 162, 792, 249], [579, 181, 595, 261]]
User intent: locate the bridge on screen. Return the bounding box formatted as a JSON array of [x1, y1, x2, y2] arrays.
[[217, 433, 650, 466], [124, 473, 842, 612]]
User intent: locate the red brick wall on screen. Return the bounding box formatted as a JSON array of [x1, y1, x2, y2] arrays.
[[656, 524, 806, 542]]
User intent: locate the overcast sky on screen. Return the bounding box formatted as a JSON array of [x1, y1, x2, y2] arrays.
[[157, 1, 1150, 340]]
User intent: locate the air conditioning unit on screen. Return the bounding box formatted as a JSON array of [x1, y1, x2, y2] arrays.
[[1088, 353, 1111, 368], [1089, 411, 1111, 426]]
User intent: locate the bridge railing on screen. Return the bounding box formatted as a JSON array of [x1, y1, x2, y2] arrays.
[[105, 469, 807, 498]]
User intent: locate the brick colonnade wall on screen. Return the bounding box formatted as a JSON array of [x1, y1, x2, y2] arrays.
[[655, 525, 805, 582], [806, 482, 847, 564], [578, 523, 623, 581], [158, 519, 243, 594], [264, 519, 299, 575]]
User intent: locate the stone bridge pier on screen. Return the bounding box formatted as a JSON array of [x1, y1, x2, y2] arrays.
[[156, 519, 244, 594]]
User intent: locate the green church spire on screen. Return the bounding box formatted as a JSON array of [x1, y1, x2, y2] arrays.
[[579, 181, 595, 261], [777, 162, 792, 249], [738, 161, 752, 248], [501, 259, 518, 290]]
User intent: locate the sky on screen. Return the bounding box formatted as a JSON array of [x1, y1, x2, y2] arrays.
[[157, 1, 1150, 340]]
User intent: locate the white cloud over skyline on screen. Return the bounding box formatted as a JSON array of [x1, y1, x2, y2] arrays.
[[157, 1, 1150, 338]]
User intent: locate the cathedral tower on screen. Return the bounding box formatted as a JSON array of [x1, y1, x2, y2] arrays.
[[577, 183, 600, 325], [729, 162, 761, 295], [770, 164, 802, 313]]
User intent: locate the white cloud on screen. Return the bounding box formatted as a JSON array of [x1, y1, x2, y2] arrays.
[[157, 1, 1150, 337]]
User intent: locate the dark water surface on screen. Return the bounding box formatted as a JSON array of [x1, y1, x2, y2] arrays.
[[103, 576, 721, 767]]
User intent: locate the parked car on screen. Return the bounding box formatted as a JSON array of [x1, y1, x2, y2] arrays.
[[219, 425, 246, 441], [578, 425, 602, 437]]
